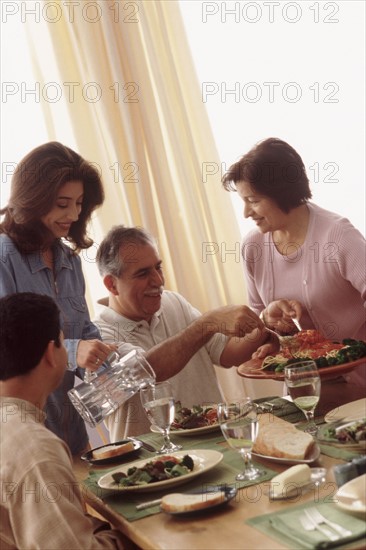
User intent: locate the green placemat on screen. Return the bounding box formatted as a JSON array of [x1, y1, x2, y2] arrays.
[[83, 435, 277, 521], [254, 396, 304, 423], [247, 501, 366, 549], [317, 443, 363, 461]]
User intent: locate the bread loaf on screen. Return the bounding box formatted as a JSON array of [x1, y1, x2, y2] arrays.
[[252, 414, 314, 460], [92, 440, 135, 460], [161, 491, 226, 513]]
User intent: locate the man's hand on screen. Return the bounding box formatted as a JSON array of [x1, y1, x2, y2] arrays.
[[201, 305, 264, 338], [262, 300, 302, 334]]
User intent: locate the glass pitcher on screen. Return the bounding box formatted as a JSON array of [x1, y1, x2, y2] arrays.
[[68, 349, 156, 427]]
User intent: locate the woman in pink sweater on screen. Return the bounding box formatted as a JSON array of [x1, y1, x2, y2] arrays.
[[222, 138, 365, 404]]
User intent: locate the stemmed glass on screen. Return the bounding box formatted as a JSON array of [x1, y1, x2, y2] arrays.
[[140, 381, 182, 454], [284, 360, 321, 436], [217, 398, 265, 481]]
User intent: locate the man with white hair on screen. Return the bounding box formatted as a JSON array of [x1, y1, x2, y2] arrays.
[[94, 225, 284, 441]]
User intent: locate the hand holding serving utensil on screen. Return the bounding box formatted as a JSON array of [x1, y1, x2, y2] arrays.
[[140, 381, 182, 454]]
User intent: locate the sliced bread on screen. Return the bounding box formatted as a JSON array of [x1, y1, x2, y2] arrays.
[[252, 413, 314, 460], [92, 440, 135, 460], [161, 491, 226, 513]]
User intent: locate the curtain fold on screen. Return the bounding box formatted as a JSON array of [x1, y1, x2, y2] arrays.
[[25, 0, 282, 400]]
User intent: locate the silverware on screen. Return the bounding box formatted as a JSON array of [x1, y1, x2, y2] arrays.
[[301, 510, 339, 541], [136, 498, 162, 510], [306, 507, 352, 537], [128, 438, 157, 453], [255, 402, 283, 413], [292, 318, 302, 332]]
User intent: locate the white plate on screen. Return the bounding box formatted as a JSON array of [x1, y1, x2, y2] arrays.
[[81, 439, 143, 465], [97, 449, 223, 493], [316, 423, 366, 451], [150, 423, 221, 436], [252, 443, 321, 465], [336, 474, 366, 516], [324, 398, 366, 423]]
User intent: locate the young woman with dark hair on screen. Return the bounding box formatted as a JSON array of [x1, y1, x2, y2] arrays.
[[0, 142, 114, 454]]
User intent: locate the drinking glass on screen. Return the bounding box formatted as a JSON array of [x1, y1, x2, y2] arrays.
[[284, 360, 321, 436], [140, 381, 182, 454], [218, 398, 265, 481]]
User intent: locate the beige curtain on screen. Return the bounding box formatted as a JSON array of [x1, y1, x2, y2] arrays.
[[27, 0, 282, 400]]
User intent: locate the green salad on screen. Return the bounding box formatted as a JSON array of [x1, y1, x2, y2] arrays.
[[112, 454, 194, 487], [322, 419, 366, 444]]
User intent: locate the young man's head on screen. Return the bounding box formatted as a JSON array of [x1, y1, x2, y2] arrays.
[[0, 293, 65, 381], [96, 225, 165, 322]]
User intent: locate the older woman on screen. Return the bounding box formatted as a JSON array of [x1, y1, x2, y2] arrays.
[[0, 142, 114, 454], [222, 138, 365, 406]]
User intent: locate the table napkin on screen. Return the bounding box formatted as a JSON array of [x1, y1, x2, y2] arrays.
[[247, 501, 366, 549], [253, 396, 304, 423], [83, 433, 277, 521]]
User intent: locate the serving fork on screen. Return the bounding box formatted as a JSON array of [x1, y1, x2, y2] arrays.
[[306, 507, 352, 537]]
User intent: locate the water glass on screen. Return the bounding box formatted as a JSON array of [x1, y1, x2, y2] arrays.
[[140, 381, 182, 454]]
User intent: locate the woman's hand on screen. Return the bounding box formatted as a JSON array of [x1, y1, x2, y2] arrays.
[[261, 300, 303, 334], [76, 339, 118, 371], [251, 329, 280, 360]]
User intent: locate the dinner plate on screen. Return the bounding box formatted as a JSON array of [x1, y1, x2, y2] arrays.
[[237, 357, 365, 381], [150, 423, 221, 437], [336, 474, 366, 516], [97, 449, 223, 492], [81, 439, 143, 466], [161, 485, 237, 517], [316, 422, 366, 451], [252, 443, 320, 465], [324, 398, 366, 423]]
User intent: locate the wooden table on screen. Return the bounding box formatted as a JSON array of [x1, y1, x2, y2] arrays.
[[73, 442, 361, 550]]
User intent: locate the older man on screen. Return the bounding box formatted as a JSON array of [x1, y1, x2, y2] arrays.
[[94, 225, 285, 441]]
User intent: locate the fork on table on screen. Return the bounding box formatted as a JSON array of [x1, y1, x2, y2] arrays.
[[305, 507, 352, 538], [300, 510, 339, 541]]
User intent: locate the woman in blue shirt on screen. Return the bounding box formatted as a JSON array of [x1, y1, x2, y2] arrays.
[[0, 142, 114, 454]]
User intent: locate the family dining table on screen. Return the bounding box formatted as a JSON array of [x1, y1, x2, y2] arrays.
[[73, 396, 366, 550]]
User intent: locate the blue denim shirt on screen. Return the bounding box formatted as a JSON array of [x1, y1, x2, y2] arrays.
[[0, 234, 100, 454]]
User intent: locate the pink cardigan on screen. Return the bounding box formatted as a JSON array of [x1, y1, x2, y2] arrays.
[[242, 202, 366, 386]]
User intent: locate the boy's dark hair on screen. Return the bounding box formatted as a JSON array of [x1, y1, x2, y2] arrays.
[[0, 293, 61, 380]]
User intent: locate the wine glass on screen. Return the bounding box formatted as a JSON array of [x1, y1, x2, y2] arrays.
[[284, 360, 321, 436], [140, 381, 182, 454], [217, 398, 265, 481]]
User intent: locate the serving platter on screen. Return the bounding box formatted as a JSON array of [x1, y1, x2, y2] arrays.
[[81, 439, 143, 465], [252, 443, 320, 465], [237, 357, 365, 381], [151, 423, 220, 437], [98, 449, 223, 493]]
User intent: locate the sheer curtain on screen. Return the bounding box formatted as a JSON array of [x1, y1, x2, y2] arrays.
[[26, 0, 281, 399]]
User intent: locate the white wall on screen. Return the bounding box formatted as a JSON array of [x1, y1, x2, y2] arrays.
[[179, 0, 365, 237]]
